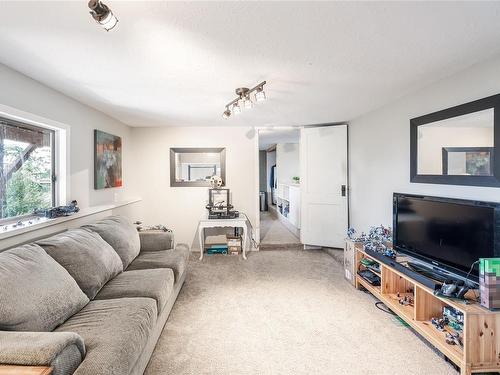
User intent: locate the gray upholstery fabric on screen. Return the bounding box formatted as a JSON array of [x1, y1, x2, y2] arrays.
[[37, 229, 123, 299], [56, 298, 157, 375], [95, 269, 174, 312], [51, 344, 84, 375], [126, 244, 190, 281], [0, 331, 85, 371], [139, 231, 174, 251], [83, 216, 141, 269], [0, 244, 89, 332]]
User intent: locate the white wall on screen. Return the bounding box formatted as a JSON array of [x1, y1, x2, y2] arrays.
[[129, 126, 258, 249], [0, 63, 134, 209], [349, 53, 500, 232], [276, 143, 300, 184]]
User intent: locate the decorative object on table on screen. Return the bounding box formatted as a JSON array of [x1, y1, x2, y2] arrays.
[[292, 176, 300, 184], [226, 235, 242, 255], [34, 200, 80, 219], [398, 294, 414, 307], [94, 129, 122, 189], [445, 331, 463, 347], [134, 221, 172, 232], [431, 316, 448, 331], [479, 258, 500, 310], [347, 225, 393, 257], [210, 175, 223, 188], [443, 306, 464, 332]]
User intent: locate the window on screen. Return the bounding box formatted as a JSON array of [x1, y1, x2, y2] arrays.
[[0, 117, 55, 221]]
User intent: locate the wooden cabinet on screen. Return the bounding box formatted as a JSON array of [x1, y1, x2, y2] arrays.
[[354, 244, 500, 375]]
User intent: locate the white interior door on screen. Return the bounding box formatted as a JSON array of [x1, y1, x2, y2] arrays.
[[300, 125, 348, 248]]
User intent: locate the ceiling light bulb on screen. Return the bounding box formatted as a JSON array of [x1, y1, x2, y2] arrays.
[[255, 89, 266, 102], [233, 103, 242, 115], [222, 109, 231, 119], [244, 96, 253, 109], [88, 0, 118, 31]]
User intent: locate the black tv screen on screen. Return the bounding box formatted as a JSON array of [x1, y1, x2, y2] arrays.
[[393, 193, 500, 280]]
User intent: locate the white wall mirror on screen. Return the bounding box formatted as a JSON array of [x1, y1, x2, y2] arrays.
[[411, 94, 500, 187], [170, 148, 226, 187]]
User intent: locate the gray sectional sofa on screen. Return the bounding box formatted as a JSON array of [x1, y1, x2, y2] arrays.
[[0, 216, 189, 375]]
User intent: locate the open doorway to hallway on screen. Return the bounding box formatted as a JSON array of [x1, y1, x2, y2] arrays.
[[258, 128, 302, 250]]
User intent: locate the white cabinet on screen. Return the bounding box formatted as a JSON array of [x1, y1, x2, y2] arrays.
[[276, 183, 300, 230], [288, 186, 300, 228]]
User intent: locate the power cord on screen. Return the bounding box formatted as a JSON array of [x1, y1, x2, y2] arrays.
[[375, 301, 396, 315], [464, 260, 480, 302], [239, 211, 259, 249]]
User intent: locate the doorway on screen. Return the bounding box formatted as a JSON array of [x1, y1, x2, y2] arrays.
[[255, 124, 349, 251], [258, 128, 302, 250]]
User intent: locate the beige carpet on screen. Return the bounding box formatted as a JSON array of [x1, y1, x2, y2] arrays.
[[145, 250, 457, 375]]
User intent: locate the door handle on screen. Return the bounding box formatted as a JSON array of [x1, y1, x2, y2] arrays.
[[341, 185, 346, 197]]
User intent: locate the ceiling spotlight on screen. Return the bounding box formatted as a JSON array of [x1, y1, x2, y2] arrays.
[[88, 0, 118, 31], [222, 81, 267, 119], [255, 87, 266, 102], [244, 96, 253, 109], [222, 108, 231, 119], [233, 103, 242, 115]]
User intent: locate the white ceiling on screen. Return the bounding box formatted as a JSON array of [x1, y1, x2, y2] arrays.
[[1, 2, 500, 128], [259, 128, 300, 150]]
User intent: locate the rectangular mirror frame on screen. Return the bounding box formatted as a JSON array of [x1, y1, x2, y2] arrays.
[[170, 147, 226, 187], [410, 93, 500, 187]]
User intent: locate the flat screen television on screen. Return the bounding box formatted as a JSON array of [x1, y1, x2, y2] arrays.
[[393, 193, 500, 282]]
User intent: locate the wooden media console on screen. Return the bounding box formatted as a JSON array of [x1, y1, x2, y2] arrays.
[[354, 243, 500, 375]]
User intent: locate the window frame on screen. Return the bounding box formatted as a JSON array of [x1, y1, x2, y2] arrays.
[[0, 104, 67, 226]]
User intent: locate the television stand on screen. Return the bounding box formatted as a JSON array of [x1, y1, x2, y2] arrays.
[[353, 242, 500, 375]]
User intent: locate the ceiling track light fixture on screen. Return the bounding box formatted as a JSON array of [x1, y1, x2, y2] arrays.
[[88, 0, 118, 31], [222, 81, 267, 119]]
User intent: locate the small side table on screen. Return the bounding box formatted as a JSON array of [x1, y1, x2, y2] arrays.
[[198, 215, 249, 260], [0, 366, 52, 375]]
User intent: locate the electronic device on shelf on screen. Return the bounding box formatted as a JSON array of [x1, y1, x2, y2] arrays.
[[206, 188, 239, 219], [393, 193, 500, 284], [357, 269, 381, 286], [363, 247, 442, 290], [207, 211, 239, 219]]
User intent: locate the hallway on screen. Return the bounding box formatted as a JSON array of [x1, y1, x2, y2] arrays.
[[259, 211, 301, 249]]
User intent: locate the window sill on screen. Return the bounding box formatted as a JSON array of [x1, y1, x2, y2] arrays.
[[0, 198, 142, 241]]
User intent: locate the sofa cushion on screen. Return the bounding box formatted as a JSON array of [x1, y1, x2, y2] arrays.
[[95, 269, 174, 312], [126, 246, 189, 282], [37, 229, 123, 299], [55, 298, 157, 375], [83, 216, 140, 269], [0, 244, 89, 332], [139, 231, 174, 251]]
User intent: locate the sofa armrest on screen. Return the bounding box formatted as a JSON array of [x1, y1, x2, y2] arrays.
[[175, 243, 190, 254], [0, 331, 85, 373], [139, 231, 174, 252]]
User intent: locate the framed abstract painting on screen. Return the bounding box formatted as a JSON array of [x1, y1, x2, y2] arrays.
[[94, 129, 122, 189]]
